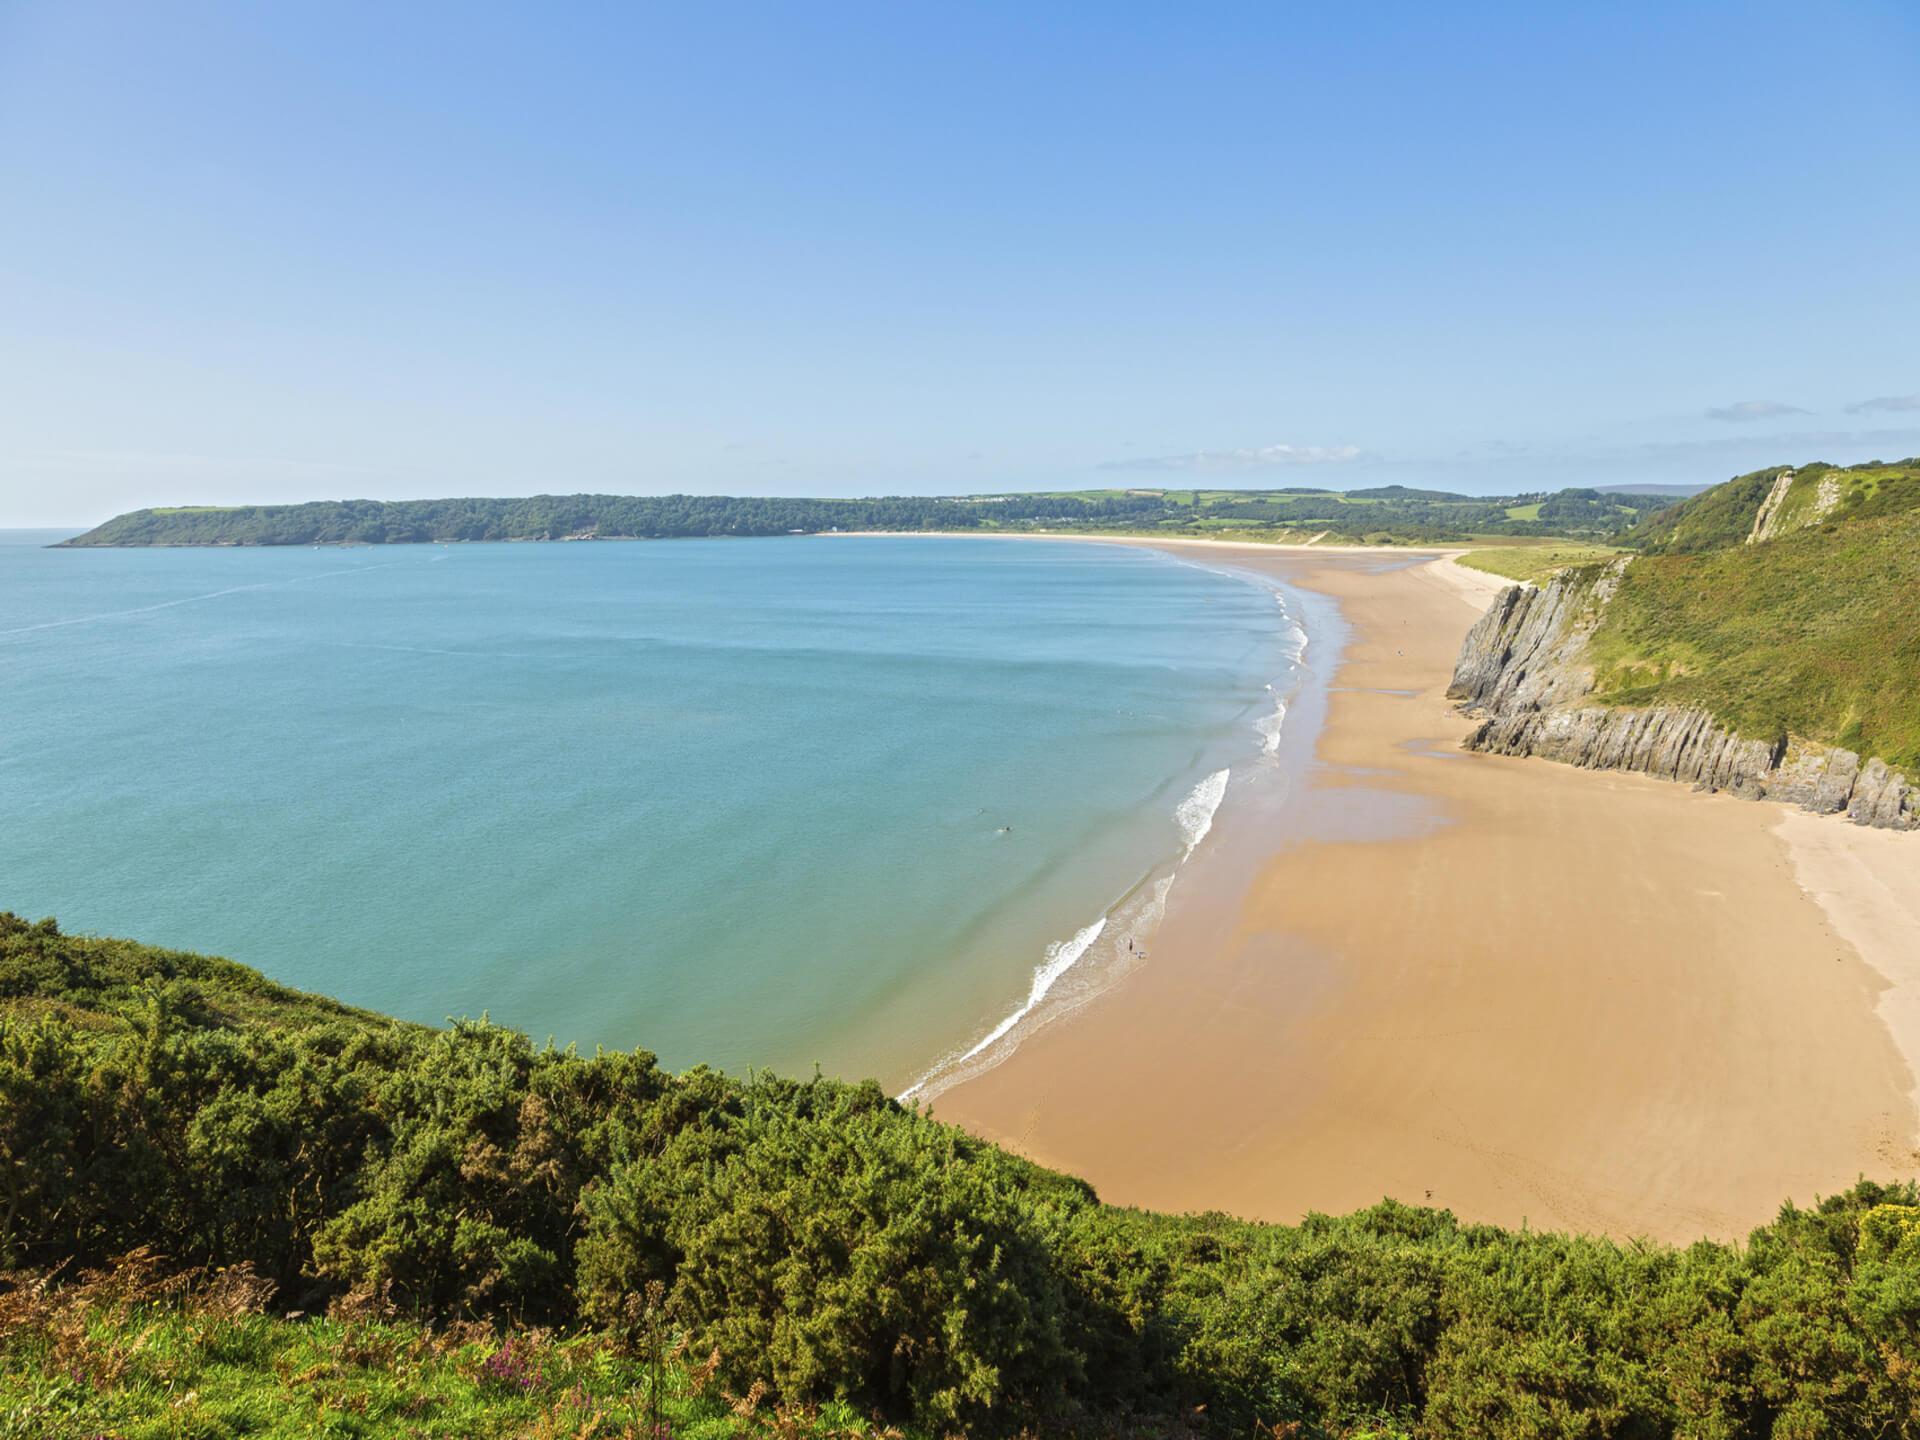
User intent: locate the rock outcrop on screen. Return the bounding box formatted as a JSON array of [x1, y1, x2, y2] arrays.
[[1447, 564, 1622, 714], [1448, 572, 1919, 830], [1746, 468, 1798, 544]]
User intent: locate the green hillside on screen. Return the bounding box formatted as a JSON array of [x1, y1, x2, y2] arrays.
[[58, 485, 1677, 549], [5, 912, 1920, 1437], [1623, 459, 1920, 554], [1579, 460, 1920, 771]]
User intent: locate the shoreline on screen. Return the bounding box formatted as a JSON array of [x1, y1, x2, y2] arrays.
[[56, 528, 1497, 555], [820, 528, 1484, 558], [898, 544, 1324, 1105], [923, 539, 1919, 1242]]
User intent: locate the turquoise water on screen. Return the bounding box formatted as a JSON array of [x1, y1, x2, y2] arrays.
[[1, 531, 1303, 1088]]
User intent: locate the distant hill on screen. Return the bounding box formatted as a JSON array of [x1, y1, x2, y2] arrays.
[[1342, 483, 1472, 501], [59, 485, 1677, 548], [58, 494, 1020, 546], [1591, 481, 1711, 497]]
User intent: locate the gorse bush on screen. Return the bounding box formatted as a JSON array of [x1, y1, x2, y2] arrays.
[[579, 1085, 1085, 1429], [5, 911, 1920, 1437]]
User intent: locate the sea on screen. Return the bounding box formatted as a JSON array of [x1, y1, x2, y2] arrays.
[[0, 529, 1312, 1092]]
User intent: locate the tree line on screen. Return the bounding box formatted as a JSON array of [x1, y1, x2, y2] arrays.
[[63, 485, 1680, 548]]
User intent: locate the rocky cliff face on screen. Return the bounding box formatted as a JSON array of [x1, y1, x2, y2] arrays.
[[1448, 571, 1918, 830]]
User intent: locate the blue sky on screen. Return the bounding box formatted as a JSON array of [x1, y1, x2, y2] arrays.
[[2, 1, 1916, 524]]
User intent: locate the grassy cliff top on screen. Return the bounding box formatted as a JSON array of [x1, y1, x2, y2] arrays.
[[1454, 541, 1625, 584], [1586, 503, 1920, 770], [1557, 462, 1920, 771]]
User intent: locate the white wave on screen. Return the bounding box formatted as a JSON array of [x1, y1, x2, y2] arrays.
[[902, 871, 1186, 1102], [936, 916, 1109, 1081], [1256, 698, 1288, 755], [903, 563, 1312, 1103], [1177, 768, 1230, 856], [1276, 595, 1310, 660], [903, 770, 1235, 1102]]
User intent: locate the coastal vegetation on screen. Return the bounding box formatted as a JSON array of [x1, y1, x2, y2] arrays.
[[0, 1263, 874, 1440], [7, 910, 1920, 1437], [1448, 459, 1920, 828], [1584, 460, 1920, 772], [1623, 461, 1920, 555], [59, 485, 1680, 549]]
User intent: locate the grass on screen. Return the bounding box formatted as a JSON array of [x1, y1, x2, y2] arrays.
[[1623, 460, 1920, 555], [1619, 468, 1778, 553], [1584, 505, 1920, 770], [0, 1257, 900, 1440], [1455, 542, 1623, 584], [1583, 458, 1920, 770]]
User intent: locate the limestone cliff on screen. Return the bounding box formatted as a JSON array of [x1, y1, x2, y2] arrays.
[[1447, 570, 1918, 830]]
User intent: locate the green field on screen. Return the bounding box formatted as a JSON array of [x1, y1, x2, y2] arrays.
[[1456, 542, 1623, 584]]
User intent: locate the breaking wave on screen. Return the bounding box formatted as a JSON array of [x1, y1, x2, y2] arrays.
[[946, 917, 1106, 1071], [902, 769, 1232, 1102], [903, 559, 1317, 1104], [1176, 767, 1230, 856], [1257, 697, 1289, 755]]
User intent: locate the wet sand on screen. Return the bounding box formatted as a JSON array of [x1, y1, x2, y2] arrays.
[[933, 543, 1919, 1242]]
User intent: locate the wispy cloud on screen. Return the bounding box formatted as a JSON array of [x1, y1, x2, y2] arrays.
[[1099, 443, 1361, 473], [1705, 400, 1809, 422], [1626, 427, 1920, 461], [1845, 393, 1920, 416], [1385, 426, 1920, 483]]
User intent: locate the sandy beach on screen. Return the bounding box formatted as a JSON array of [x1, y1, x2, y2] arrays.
[[933, 540, 1920, 1242]]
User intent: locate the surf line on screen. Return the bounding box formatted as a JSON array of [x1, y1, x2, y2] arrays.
[[900, 766, 1231, 1103], [1141, 549, 1310, 763], [903, 547, 1317, 1104]]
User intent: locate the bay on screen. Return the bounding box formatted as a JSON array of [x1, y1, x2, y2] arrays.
[[1, 531, 1301, 1089]]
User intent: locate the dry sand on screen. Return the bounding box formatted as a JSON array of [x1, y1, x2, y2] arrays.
[[1777, 812, 1920, 1109], [932, 541, 1920, 1242]]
